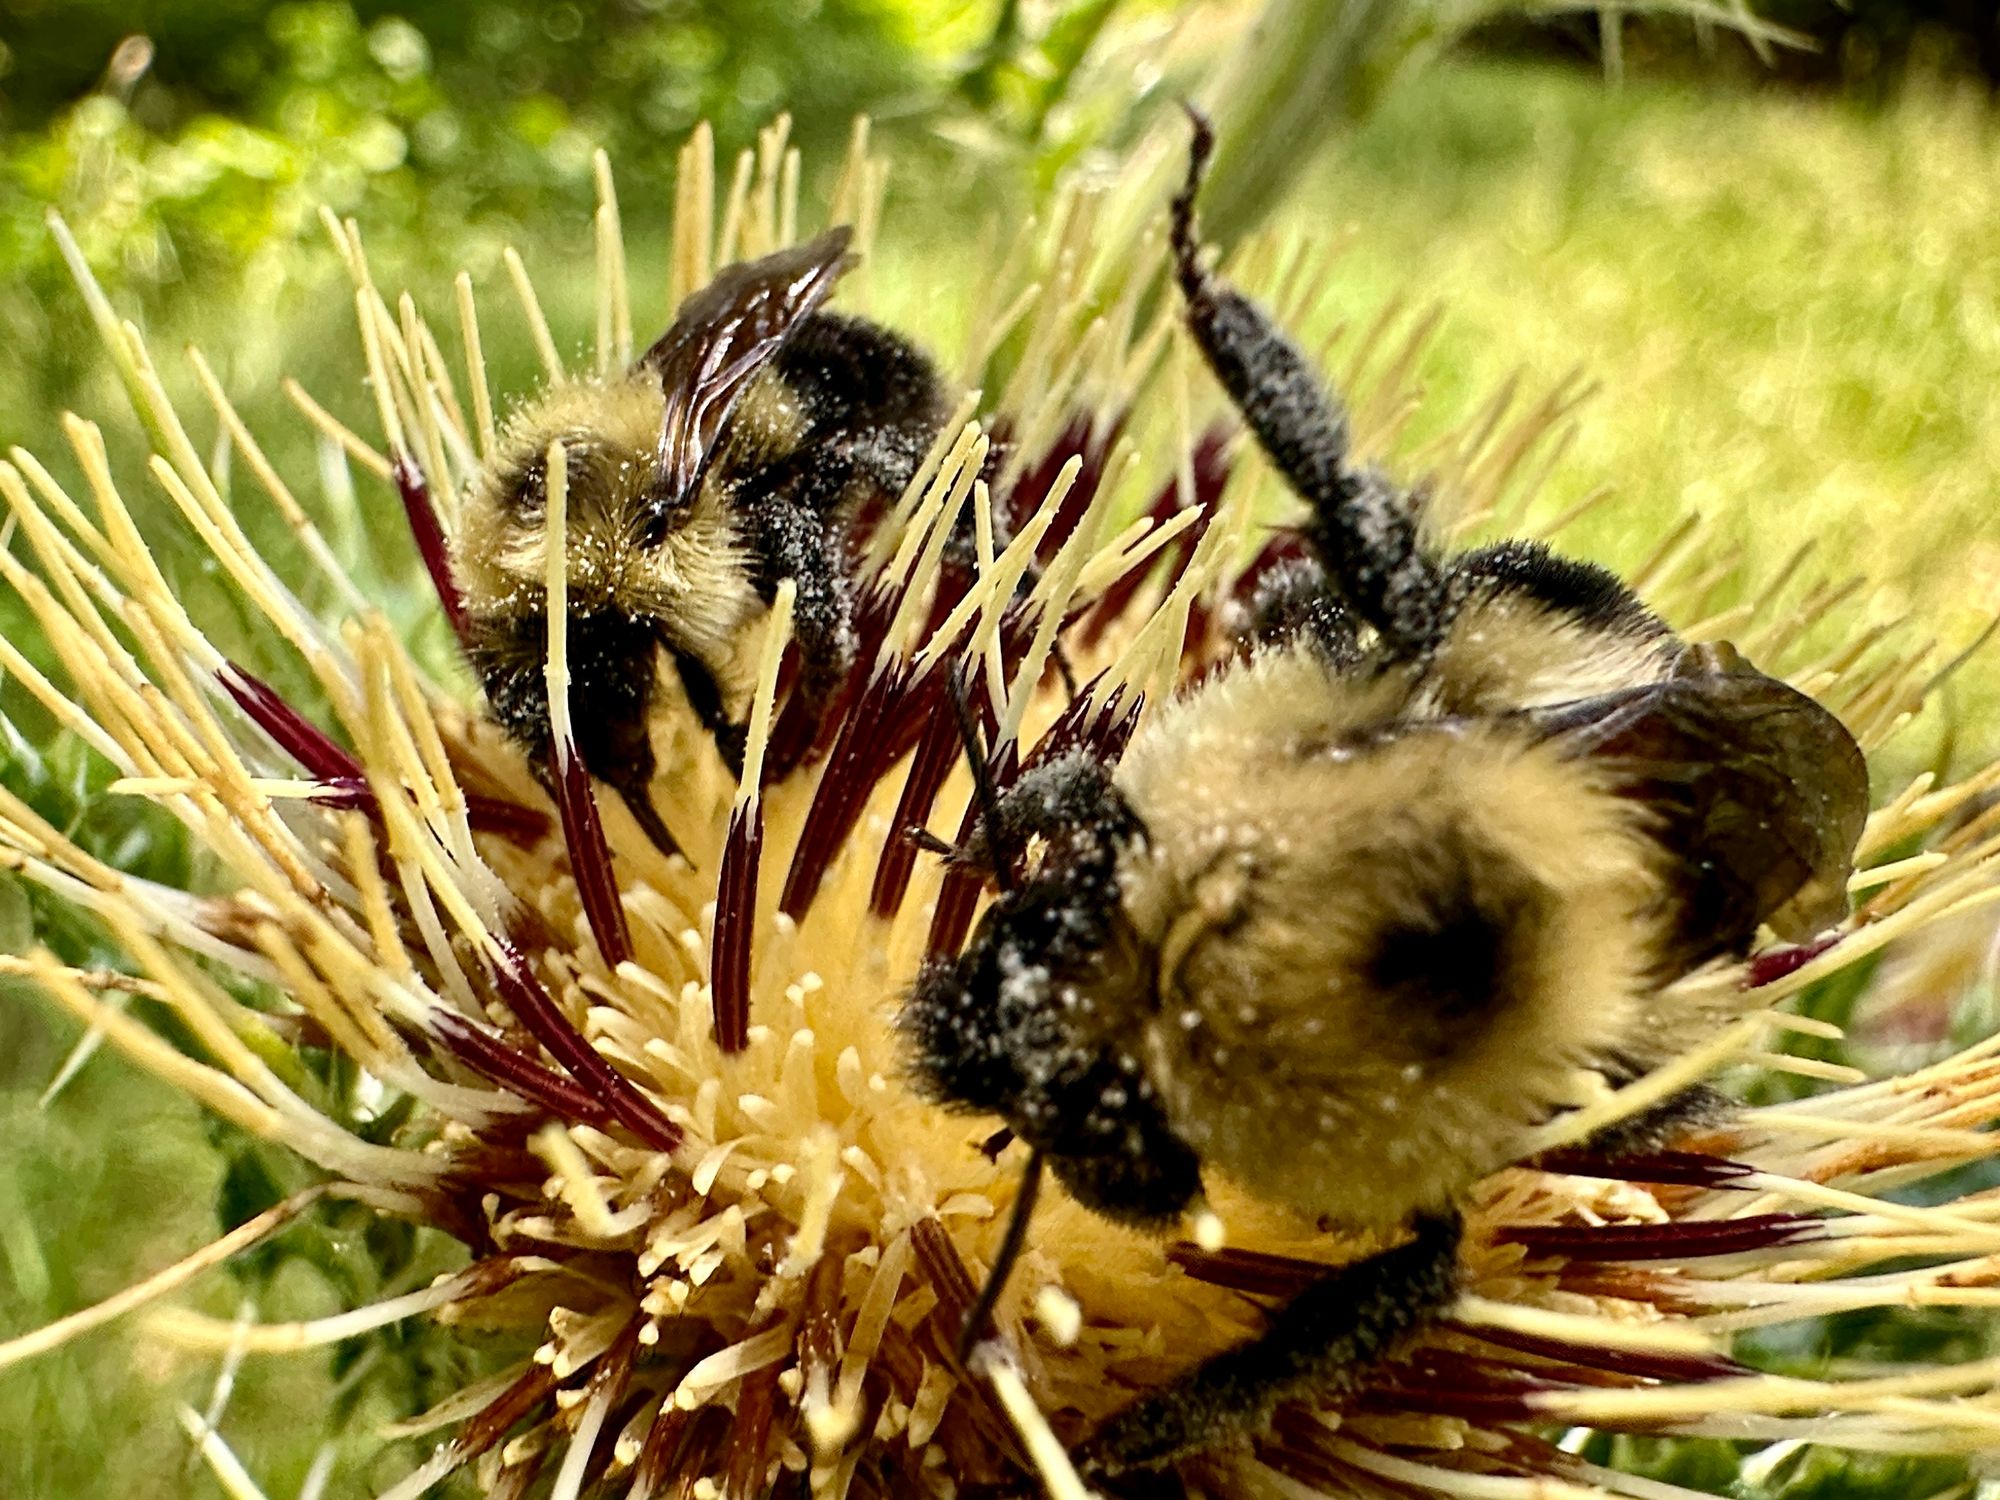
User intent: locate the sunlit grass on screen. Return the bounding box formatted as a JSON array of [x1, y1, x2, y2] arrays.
[[0, 1012, 361, 1496], [1303, 58, 2000, 767]]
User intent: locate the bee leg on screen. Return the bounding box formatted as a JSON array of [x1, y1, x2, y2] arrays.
[[1171, 107, 1447, 661], [1236, 553, 1363, 664], [584, 716, 685, 862], [1576, 1083, 1733, 1160], [1077, 1211, 1462, 1475], [667, 646, 748, 778]]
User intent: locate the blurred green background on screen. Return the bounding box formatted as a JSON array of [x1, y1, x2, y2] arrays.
[[5, 1, 2000, 1496]]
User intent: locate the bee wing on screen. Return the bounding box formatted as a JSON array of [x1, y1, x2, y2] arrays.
[[1536, 663, 1869, 956], [641, 226, 855, 511]]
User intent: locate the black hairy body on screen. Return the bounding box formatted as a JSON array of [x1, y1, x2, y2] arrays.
[[901, 113, 1871, 1476], [453, 232, 947, 855]]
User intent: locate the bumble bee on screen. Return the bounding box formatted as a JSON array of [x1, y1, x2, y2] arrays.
[[453, 229, 948, 854], [900, 111, 1871, 1475]]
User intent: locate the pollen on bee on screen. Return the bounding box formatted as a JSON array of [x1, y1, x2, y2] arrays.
[[806, 1395, 863, 1455], [1034, 1285, 1083, 1347], [1192, 1209, 1227, 1253]]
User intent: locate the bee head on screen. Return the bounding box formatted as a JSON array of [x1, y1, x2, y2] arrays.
[[500, 433, 644, 525], [454, 378, 660, 605]]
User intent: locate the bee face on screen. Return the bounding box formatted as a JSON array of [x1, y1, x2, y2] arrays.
[[454, 374, 764, 663], [459, 379, 655, 609]]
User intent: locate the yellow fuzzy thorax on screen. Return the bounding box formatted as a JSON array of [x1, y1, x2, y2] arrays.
[[2, 111, 2000, 1500]]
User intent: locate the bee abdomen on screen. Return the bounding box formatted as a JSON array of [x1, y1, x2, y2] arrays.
[[1357, 837, 1552, 1060], [1136, 732, 1662, 1227]]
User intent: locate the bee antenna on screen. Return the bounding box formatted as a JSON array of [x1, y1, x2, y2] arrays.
[[948, 662, 1018, 894], [957, 1147, 1044, 1366]]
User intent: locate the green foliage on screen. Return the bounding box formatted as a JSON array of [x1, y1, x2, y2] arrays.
[[955, 0, 1136, 131], [1759, 1448, 1974, 1499], [0, 0, 990, 454], [1306, 59, 2000, 738], [0, 694, 498, 1492], [1582, 1433, 1974, 1498], [0, 0, 963, 143], [0, 717, 195, 965]]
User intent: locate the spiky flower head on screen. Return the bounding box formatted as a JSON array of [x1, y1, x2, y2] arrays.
[[4, 109, 2000, 1500]]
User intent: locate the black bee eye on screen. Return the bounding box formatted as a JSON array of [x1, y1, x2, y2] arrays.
[[635, 481, 697, 548], [501, 440, 595, 521], [506, 456, 548, 516]]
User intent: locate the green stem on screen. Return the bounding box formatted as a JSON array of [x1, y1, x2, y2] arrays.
[[1204, 0, 1505, 244], [1200, 0, 1783, 243]]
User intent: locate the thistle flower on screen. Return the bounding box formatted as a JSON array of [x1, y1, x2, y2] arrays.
[[3, 110, 2000, 1500]]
